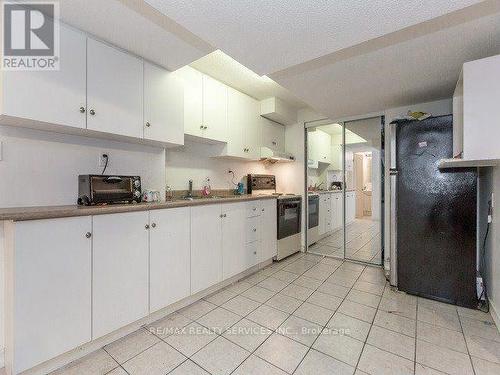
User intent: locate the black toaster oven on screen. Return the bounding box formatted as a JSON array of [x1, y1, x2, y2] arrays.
[[77, 175, 142, 205]]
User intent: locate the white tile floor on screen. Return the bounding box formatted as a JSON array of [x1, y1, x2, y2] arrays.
[[52, 252, 499, 375], [309, 217, 381, 264]]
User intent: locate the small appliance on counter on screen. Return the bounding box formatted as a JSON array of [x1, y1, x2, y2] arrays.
[[77, 175, 142, 205], [330, 181, 343, 190]]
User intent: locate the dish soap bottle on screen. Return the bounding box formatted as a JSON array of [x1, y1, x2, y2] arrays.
[[202, 177, 211, 197]]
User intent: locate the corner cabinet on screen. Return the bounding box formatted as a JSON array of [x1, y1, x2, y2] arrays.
[[92, 211, 149, 338], [0, 24, 87, 129], [4, 217, 92, 374]]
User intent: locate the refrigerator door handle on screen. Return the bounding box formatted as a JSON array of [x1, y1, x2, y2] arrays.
[[389, 122, 398, 287]]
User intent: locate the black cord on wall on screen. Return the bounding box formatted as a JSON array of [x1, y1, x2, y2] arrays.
[[478, 199, 492, 313]]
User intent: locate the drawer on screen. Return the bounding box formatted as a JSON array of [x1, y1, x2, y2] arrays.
[[246, 201, 261, 218], [246, 216, 260, 243]]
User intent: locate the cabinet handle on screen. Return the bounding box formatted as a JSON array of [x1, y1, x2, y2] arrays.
[[224, 214, 227, 217], [151, 223, 156, 228], [89, 109, 96, 116], [200, 125, 204, 129], [262, 208, 265, 212], [272, 141, 277, 146], [79, 106, 86, 113], [146, 122, 151, 128], [85, 232, 92, 238], [145, 224, 150, 230], [204, 126, 208, 130], [253, 207, 256, 211], [253, 228, 257, 232], [253, 251, 257, 255]]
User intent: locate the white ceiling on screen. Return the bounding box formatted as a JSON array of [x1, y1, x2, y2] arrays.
[[189, 50, 306, 108], [144, 0, 482, 75], [273, 11, 500, 119], [59, 0, 214, 71]]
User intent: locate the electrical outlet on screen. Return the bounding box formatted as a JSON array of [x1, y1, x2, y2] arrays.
[[98, 154, 108, 167]]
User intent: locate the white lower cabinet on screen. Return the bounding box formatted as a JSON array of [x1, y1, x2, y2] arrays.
[[346, 192, 356, 224], [92, 211, 149, 338], [6, 217, 92, 374], [222, 202, 249, 279], [259, 199, 277, 262], [149, 208, 191, 313], [191, 204, 223, 294]]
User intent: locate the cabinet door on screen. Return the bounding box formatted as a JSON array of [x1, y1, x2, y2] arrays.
[[10, 217, 91, 373], [259, 199, 277, 262], [319, 195, 327, 235], [92, 211, 149, 338], [144, 62, 184, 145], [150, 208, 191, 313], [2, 24, 86, 129], [176, 66, 203, 137], [222, 202, 247, 279], [87, 38, 143, 138], [203, 74, 227, 142], [244, 101, 262, 159], [325, 195, 332, 232], [191, 205, 223, 293], [262, 118, 285, 153], [226, 88, 246, 157]]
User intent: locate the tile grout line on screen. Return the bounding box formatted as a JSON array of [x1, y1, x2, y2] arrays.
[[290, 259, 367, 374], [457, 307, 478, 375]]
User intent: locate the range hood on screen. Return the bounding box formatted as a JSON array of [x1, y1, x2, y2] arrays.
[[260, 147, 295, 163]]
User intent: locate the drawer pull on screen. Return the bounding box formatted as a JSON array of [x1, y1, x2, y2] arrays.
[[85, 232, 92, 238]]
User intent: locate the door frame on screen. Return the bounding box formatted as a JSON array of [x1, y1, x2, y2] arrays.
[[304, 114, 385, 267]]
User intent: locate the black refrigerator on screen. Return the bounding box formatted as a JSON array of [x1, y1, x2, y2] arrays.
[[393, 115, 477, 308]]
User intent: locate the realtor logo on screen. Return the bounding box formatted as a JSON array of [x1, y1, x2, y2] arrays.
[[2, 1, 60, 70]]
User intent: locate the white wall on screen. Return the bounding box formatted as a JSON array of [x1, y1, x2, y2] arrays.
[[0, 126, 167, 208], [383, 98, 453, 270], [478, 167, 500, 327]]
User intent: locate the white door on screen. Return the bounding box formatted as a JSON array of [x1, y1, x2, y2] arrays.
[[177, 66, 203, 137], [87, 38, 143, 138], [191, 205, 223, 293], [2, 24, 87, 129], [259, 199, 277, 262], [202, 74, 227, 142], [261, 118, 285, 153], [144, 62, 184, 145], [92, 211, 149, 338], [150, 208, 191, 313], [222, 202, 247, 279], [10, 217, 91, 373]]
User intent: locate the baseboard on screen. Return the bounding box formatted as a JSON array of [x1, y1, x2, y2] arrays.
[[489, 297, 500, 333]]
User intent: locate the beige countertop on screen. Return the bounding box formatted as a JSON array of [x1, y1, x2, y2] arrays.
[[0, 195, 278, 222], [313, 190, 355, 194]]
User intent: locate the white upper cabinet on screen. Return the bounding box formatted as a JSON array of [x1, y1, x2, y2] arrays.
[[226, 87, 261, 159], [149, 208, 191, 313], [178, 66, 204, 138], [261, 118, 285, 153], [202, 74, 228, 142], [144, 62, 184, 145], [308, 129, 332, 164], [453, 54, 500, 161], [92, 211, 149, 339], [87, 38, 143, 138], [177, 66, 227, 143], [1, 24, 87, 129]]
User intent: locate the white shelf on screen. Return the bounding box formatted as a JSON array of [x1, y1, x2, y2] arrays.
[[438, 158, 499, 169]]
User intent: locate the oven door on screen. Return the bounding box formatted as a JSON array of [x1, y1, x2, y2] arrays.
[[278, 198, 302, 240], [308, 196, 319, 229]]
